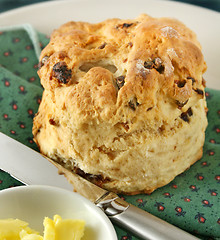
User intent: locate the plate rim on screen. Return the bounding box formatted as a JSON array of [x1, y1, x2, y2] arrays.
[[0, 0, 220, 18]]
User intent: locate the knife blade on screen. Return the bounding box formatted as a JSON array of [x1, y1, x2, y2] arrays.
[[0, 132, 199, 240], [0, 132, 73, 191]]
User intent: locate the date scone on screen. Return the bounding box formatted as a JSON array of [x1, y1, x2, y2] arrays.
[[33, 14, 208, 195]]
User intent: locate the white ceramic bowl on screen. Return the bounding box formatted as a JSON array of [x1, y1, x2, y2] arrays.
[[0, 185, 117, 240]]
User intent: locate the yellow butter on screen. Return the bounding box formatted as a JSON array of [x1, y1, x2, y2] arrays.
[[20, 230, 43, 240], [44, 215, 85, 240], [42, 217, 55, 240], [0, 218, 37, 240], [0, 215, 85, 240], [43, 215, 85, 240]]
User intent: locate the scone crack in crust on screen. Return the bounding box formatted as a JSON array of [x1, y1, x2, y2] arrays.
[[33, 14, 208, 194]]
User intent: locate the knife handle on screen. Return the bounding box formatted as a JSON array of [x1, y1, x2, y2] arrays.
[[96, 194, 198, 240]]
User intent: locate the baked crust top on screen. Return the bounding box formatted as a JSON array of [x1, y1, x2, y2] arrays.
[[38, 14, 206, 129]]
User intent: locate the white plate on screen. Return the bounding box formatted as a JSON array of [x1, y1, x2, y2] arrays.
[[0, 185, 117, 240], [0, 0, 219, 89]]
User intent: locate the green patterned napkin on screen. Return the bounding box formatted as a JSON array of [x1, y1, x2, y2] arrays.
[[0, 26, 219, 240]]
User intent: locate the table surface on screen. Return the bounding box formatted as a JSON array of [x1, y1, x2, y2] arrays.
[[0, 0, 220, 13]]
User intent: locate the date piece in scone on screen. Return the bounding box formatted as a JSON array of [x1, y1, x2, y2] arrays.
[[33, 14, 208, 195]]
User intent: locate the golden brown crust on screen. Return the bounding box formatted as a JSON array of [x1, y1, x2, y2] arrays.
[[33, 14, 208, 194]]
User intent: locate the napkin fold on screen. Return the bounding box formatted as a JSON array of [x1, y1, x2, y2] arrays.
[[0, 25, 219, 240]]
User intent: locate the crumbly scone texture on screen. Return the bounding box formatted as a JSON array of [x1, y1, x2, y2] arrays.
[[33, 14, 208, 194]]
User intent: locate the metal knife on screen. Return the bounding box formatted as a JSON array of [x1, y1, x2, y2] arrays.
[[0, 132, 198, 240]]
